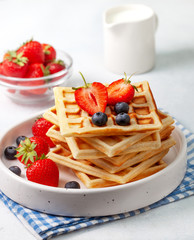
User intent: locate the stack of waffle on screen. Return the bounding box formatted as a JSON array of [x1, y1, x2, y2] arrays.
[[43, 81, 176, 188]]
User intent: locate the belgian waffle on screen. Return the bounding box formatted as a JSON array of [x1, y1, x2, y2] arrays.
[[44, 107, 171, 158], [43, 81, 176, 188], [53, 81, 162, 137], [73, 160, 167, 188], [48, 143, 170, 184], [46, 124, 161, 159], [86, 137, 175, 173], [80, 110, 174, 157], [44, 107, 174, 158]]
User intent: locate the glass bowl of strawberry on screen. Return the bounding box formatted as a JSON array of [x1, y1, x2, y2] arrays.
[[0, 40, 73, 105]]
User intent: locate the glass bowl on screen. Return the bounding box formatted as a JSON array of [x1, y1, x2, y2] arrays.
[[0, 50, 73, 105]]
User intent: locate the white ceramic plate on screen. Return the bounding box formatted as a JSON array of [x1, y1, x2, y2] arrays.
[[0, 111, 187, 217]]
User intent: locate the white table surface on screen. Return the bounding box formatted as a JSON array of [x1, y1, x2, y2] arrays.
[[0, 0, 194, 239]]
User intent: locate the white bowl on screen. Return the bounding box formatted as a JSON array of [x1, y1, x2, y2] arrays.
[[0, 111, 187, 216]]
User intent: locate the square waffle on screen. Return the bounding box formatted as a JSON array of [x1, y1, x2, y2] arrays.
[[46, 124, 161, 160], [44, 107, 174, 158], [86, 137, 175, 173], [53, 81, 162, 137], [80, 110, 174, 157], [44, 107, 170, 158], [73, 160, 167, 188], [48, 143, 170, 184]]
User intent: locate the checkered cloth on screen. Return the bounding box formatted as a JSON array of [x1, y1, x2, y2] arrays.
[[0, 118, 194, 240]]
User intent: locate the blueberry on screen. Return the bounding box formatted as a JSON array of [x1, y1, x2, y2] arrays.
[[16, 136, 26, 146], [4, 146, 17, 160], [65, 181, 80, 189], [116, 113, 130, 126], [114, 102, 129, 114], [92, 112, 108, 126], [9, 166, 21, 176]]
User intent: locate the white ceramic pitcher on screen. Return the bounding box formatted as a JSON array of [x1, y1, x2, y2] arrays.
[[103, 4, 158, 75]]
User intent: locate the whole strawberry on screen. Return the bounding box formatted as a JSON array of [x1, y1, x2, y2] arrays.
[[17, 40, 44, 64], [47, 60, 65, 74], [42, 43, 56, 64], [20, 63, 49, 95], [73, 72, 108, 115], [2, 51, 29, 77], [32, 118, 55, 148], [26, 158, 59, 187], [16, 136, 50, 165], [107, 72, 137, 105], [19, 79, 47, 95], [0, 62, 5, 75], [25, 63, 49, 78]]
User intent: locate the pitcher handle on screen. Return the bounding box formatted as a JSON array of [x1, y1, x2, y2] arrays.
[[154, 13, 158, 32]]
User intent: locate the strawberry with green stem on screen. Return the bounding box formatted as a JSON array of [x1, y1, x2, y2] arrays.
[[15, 136, 50, 166], [73, 72, 108, 116], [107, 72, 138, 105], [2, 51, 29, 78], [25, 63, 49, 78], [17, 39, 44, 64], [47, 59, 65, 74], [42, 43, 56, 64]]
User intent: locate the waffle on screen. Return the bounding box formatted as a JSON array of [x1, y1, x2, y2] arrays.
[[43, 106, 58, 126], [44, 107, 174, 158], [46, 124, 161, 159], [44, 107, 170, 158], [80, 110, 174, 157], [47, 125, 107, 159], [48, 142, 169, 184], [43, 81, 176, 188], [53, 81, 162, 137], [73, 160, 167, 188], [87, 137, 175, 173]]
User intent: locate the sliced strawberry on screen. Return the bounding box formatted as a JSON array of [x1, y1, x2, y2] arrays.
[[107, 73, 137, 105], [74, 72, 108, 115]]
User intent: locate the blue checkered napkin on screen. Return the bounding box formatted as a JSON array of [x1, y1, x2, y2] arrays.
[[0, 119, 194, 240]]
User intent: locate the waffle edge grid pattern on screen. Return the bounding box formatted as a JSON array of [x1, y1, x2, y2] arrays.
[[53, 81, 162, 137]]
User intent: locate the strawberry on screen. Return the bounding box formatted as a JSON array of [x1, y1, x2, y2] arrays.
[[15, 136, 50, 165], [42, 43, 56, 64], [2, 51, 28, 78], [47, 60, 65, 74], [0, 62, 16, 93], [25, 63, 49, 78], [107, 72, 138, 105], [19, 63, 49, 95], [26, 158, 59, 187], [32, 118, 55, 148], [17, 40, 44, 64], [0, 62, 5, 75], [19, 79, 47, 95], [73, 72, 108, 115]]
